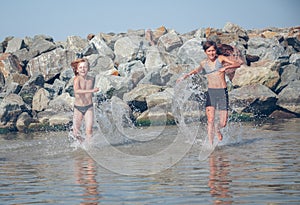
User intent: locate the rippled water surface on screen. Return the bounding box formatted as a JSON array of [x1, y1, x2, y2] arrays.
[[1, 118, 300, 204]]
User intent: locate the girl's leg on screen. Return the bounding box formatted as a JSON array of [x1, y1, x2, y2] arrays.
[[215, 110, 228, 141], [73, 109, 84, 141], [84, 107, 95, 141], [206, 106, 215, 145]]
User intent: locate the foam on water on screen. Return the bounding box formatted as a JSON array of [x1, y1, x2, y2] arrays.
[[67, 77, 206, 175], [69, 71, 245, 175]]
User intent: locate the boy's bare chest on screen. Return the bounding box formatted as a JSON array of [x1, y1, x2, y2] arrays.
[[79, 79, 93, 89]]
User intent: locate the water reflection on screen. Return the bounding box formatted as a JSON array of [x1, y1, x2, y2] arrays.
[[0, 119, 299, 204], [74, 154, 101, 205], [208, 151, 233, 205]]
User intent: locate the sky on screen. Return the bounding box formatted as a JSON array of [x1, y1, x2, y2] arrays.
[[0, 0, 299, 42]]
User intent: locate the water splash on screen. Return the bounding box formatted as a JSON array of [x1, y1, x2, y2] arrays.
[[68, 75, 248, 173], [172, 77, 206, 144], [75, 77, 208, 176], [68, 49, 247, 173]]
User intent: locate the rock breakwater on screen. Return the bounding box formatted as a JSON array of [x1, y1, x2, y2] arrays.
[[0, 22, 299, 133]]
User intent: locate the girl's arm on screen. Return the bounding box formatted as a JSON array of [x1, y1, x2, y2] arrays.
[[219, 55, 242, 72], [177, 64, 203, 82]]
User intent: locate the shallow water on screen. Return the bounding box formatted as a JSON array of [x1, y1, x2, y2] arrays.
[[0, 118, 300, 204]]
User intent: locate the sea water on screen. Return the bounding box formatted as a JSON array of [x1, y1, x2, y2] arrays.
[[1, 78, 300, 204], [0, 119, 300, 204], [78, 77, 211, 176]]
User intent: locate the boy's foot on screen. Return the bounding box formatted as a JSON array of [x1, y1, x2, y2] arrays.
[[76, 135, 84, 143], [217, 132, 223, 141], [208, 137, 213, 146]]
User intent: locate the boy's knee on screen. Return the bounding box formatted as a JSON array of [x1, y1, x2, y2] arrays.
[[207, 118, 215, 124], [86, 129, 93, 135], [220, 121, 227, 128]]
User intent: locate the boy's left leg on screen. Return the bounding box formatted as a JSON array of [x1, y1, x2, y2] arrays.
[[84, 108, 95, 142], [73, 109, 84, 142]]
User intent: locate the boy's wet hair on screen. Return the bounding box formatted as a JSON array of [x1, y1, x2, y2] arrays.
[[71, 58, 90, 76]]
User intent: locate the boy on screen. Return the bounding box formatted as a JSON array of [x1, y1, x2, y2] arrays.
[[71, 58, 99, 142]]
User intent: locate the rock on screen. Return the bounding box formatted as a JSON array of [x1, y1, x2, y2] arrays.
[[0, 53, 23, 80], [1, 25, 300, 133], [26, 47, 76, 81], [261, 30, 279, 38], [275, 64, 300, 93], [48, 112, 72, 127], [66, 36, 89, 54], [229, 84, 278, 116], [177, 38, 206, 70], [16, 112, 34, 132], [32, 88, 50, 112], [223, 22, 248, 40], [29, 35, 56, 57], [245, 54, 260, 64], [123, 84, 164, 102], [123, 84, 164, 113], [89, 33, 115, 59], [144, 46, 166, 72], [114, 36, 145, 64], [152, 26, 168, 43], [0, 94, 25, 127], [247, 37, 288, 61], [158, 30, 183, 52], [89, 55, 115, 73], [269, 110, 297, 119], [232, 61, 280, 90], [87, 33, 95, 41], [47, 92, 74, 112], [136, 109, 175, 126], [289, 53, 300, 67], [95, 75, 133, 99], [277, 80, 300, 114], [5, 37, 25, 53], [146, 88, 174, 109], [19, 74, 45, 105]]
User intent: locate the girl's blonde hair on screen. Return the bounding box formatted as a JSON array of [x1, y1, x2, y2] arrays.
[[71, 58, 90, 76]]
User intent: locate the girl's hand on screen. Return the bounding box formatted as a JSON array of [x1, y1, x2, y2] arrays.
[[176, 77, 184, 83], [176, 74, 188, 83], [94, 87, 100, 92], [219, 67, 227, 72]]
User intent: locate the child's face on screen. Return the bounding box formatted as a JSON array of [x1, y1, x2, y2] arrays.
[[205, 46, 217, 60], [77, 62, 89, 76]]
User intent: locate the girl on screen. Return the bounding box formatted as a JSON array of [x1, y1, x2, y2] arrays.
[[177, 40, 242, 145]]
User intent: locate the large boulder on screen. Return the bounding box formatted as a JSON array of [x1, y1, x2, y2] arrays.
[[229, 84, 278, 116], [232, 61, 280, 90], [277, 80, 300, 114]]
